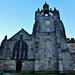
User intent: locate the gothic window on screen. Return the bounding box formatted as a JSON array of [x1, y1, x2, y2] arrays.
[[21, 50, 23, 59], [46, 39, 51, 48], [12, 50, 15, 58], [46, 39, 52, 57], [17, 50, 19, 59], [12, 40, 28, 59]]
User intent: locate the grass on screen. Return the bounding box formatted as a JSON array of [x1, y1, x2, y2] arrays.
[[4, 73, 75, 75], [12, 74, 75, 75], [16, 74, 57, 75], [16, 74, 75, 75]]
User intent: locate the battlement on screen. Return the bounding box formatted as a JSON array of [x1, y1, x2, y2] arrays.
[[67, 38, 75, 43], [35, 2, 60, 20]]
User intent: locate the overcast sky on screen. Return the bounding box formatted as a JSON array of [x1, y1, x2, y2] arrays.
[[0, 0, 75, 43]]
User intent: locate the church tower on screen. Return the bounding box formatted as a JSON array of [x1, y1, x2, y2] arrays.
[[33, 2, 73, 73]]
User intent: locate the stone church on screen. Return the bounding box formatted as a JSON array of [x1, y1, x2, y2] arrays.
[[0, 2, 75, 73]]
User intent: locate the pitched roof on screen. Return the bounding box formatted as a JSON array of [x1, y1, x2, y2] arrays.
[[9, 28, 32, 40]]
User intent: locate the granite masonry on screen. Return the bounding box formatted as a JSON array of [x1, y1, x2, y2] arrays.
[[0, 2, 75, 73]]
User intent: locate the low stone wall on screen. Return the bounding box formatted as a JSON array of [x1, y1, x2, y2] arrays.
[[0, 59, 35, 72], [22, 60, 34, 72], [3, 60, 16, 71], [0, 60, 4, 70]]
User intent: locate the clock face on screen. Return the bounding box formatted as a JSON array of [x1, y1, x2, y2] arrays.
[[45, 20, 50, 25]]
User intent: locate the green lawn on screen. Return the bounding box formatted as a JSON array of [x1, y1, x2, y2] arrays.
[[17, 74, 57, 75], [16, 74, 57, 75], [16, 74, 75, 75], [4, 73, 75, 75]]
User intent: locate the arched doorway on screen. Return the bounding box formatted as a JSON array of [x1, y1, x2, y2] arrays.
[[16, 60, 22, 72], [12, 40, 28, 59]]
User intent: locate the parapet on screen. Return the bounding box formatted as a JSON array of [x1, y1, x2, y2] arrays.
[[67, 38, 75, 43]]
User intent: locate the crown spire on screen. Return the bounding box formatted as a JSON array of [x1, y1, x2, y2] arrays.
[[43, 2, 49, 15]]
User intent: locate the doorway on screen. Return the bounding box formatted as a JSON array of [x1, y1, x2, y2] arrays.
[[16, 60, 22, 72]]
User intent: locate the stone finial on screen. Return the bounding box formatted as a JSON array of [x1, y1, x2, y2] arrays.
[[0, 35, 7, 49], [37, 8, 40, 11], [45, 2, 47, 4], [43, 2, 49, 15], [44, 2, 49, 6], [43, 2, 49, 9], [4, 35, 7, 40], [50, 8, 52, 11], [54, 7, 57, 11]]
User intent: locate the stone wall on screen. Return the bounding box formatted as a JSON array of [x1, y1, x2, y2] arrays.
[[67, 38, 75, 71], [22, 60, 34, 72], [0, 60, 4, 70], [0, 60, 35, 72], [3, 60, 16, 71]]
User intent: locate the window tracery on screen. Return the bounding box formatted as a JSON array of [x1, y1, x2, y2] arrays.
[[12, 40, 28, 59]]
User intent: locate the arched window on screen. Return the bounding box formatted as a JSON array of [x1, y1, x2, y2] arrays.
[[12, 41, 28, 59], [46, 39, 52, 48], [46, 39, 52, 57]]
